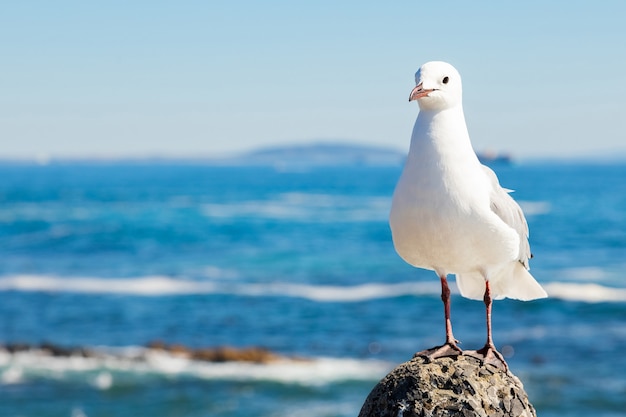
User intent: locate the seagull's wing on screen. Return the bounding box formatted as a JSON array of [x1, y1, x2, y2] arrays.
[[457, 166, 545, 300], [482, 165, 532, 268]]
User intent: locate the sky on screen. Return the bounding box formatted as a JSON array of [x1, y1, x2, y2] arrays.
[[1, 0, 625, 160]]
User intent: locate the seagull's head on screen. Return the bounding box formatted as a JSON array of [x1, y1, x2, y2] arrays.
[[409, 61, 462, 111]]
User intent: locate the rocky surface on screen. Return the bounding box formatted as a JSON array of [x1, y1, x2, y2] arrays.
[[146, 340, 284, 363], [1, 341, 288, 364], [358, 352, 537, 417]]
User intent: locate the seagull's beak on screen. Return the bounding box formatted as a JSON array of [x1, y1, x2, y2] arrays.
[[409, 83, 434, 102]]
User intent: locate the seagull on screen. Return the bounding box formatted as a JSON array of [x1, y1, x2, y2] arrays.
[[389, 61, 547, 368]]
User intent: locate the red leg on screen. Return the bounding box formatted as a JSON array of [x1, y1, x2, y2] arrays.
[[475, 280, 508, 370], [415, 275, 462, 359], [441, 275, 458, 347], [483, 280, 494, 349]]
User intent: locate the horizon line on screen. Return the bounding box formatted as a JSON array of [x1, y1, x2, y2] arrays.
[[0, 140, 625, 165]]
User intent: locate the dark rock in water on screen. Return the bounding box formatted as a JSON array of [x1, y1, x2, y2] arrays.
[[40, 342, 89, 357], [146, 341, 283, 363], [358, 353, 536, 417], [2, 342, 90, 357], [5, 343, 31, 353], [1, 341, 289, 364], [192, 346, 280, 363]]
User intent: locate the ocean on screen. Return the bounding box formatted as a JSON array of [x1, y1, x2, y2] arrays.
[[0, 160, 624, 416]]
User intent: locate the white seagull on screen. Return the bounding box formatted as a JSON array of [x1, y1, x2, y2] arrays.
[[389, 61, 547, 368]]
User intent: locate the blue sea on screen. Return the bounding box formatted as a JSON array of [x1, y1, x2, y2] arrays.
[[0, 160, 625, 416]]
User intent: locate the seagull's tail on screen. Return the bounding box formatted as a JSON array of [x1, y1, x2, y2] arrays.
[[455, 262, 548, 301]]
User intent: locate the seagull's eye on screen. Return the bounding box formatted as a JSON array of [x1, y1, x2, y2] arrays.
[[442, 76, 449, 84]]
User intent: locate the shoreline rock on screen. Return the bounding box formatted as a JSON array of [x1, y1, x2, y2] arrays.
[[146, 340, 285, 363], [358, 352, 537, 417], [1, 341, 291, 364]]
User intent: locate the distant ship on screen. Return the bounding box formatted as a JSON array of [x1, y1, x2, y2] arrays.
[[235, 143, 513, 167], [476, 150, 513, 165]]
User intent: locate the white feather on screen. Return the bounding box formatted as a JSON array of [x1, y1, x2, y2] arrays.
[[389, 61, 546, 301]]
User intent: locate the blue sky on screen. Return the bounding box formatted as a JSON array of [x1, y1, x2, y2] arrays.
[[1, 1, 625, 160]]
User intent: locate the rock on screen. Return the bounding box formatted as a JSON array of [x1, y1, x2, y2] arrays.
[[358, 353, 537, 417], [0, 341, 290, 365], [192, 346, 280, 363], [168, 344, 193, 357], [4, 343, 31, 353], [40, 342, 82, 357], [146, 340, 167, 350], [146, 341, 282, 363]]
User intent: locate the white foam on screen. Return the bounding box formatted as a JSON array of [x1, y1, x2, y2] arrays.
[[0, 275, 218, 296], [1, 365, 23, 384], [543, 282, 626, 303], [0, 275, 441, 301], [202, 193, 389, 222], [239, 281, 441, 302], [0, 347, 391, 386], [92, 371, 113, 390], [558, 267, 607, 281], [2, 275, 626, 303], [190, 357, 391, 385], [0, 204, 106, 223]]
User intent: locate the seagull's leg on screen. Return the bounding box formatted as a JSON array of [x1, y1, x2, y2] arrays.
[[482, 280, 495, 349], [415, 275, 462, 359], [440, 275, 459, 348], [475, 280, 508, 370]]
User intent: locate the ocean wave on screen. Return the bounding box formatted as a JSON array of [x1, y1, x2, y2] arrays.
[[0, 347, 391, 387], [543, 282, 626, 303], [0, 275, 624, 303], [202, 193, 390, 222], [0, 275, 441, 301], [0, 275, 219, 296], [556, 267, 607, 281]]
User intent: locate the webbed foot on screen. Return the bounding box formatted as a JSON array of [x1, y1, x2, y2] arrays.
[[466, 344, 509, 371], [414, 342, 463, 360]]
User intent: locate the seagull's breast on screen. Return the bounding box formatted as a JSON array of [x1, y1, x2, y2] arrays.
[[389, 143, 519, 274]]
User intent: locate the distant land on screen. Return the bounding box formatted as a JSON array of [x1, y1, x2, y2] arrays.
[[231, 142, 406, 167], [0, 142, 515, 166], [3, 141, 626, 166], [230, 142, 513, 166], [0, 142, 406, 167]]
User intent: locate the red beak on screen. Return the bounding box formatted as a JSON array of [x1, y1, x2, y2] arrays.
[[409, 83, 434, 101]]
